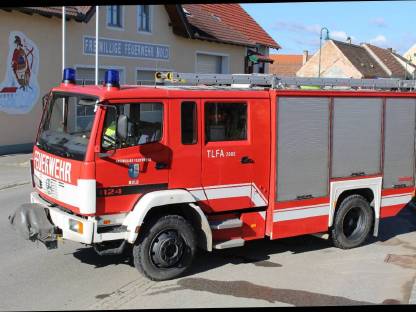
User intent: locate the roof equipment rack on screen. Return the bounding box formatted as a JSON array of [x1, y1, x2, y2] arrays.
[[155, 72, 416, 91]]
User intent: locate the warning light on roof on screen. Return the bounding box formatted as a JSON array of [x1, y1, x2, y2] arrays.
[[104, 69, 120, 88], [62, 68, 76, 84], [155, 72, 173, 81]]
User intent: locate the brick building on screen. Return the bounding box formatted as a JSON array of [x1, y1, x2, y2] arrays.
[[297, 40, 415, 79]]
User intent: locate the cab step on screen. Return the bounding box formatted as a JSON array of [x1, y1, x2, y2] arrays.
[[209, 218, 243, 230], [213, 238, 245, 249]]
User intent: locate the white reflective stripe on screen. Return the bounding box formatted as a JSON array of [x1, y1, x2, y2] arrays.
[[252, 183, 268, 206], [188, 189, 207, 201], [203, 183, 252, 189], [258, 211, 266, 219], [186, 183, 268, 207], [273, 205, 329, 222], [78, 179, 96, 214], [205, 185, 251, 199], [381, 194, 412, 206]]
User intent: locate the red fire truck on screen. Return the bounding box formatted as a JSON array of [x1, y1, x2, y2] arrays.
[[10, 69, 416, 281]]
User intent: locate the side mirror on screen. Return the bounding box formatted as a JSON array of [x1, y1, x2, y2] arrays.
[[117, 114, 128, 141]]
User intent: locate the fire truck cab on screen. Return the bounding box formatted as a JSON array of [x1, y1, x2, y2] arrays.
[[11, 69, 416, 281]]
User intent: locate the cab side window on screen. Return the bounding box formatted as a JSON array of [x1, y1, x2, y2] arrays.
[[101, 102, 163, 150], [205, 102, 247, 142], [181, 101, 197, 144]]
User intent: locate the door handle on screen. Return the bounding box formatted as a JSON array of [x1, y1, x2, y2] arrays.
[[241, 156, 254, 164], [155, 162, 168, 170]]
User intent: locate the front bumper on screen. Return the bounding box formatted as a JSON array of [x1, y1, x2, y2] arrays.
[[30, 191, 129, 245], [30, 191, 95, 244]]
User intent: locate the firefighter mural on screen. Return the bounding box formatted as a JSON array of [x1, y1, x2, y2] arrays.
[[0, 31, 39, 114]]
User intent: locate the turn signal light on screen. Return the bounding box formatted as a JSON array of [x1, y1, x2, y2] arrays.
[[69, 219, 83, 234]]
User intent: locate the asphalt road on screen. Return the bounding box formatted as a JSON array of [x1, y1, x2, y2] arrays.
[[1, 183, 416, 309]]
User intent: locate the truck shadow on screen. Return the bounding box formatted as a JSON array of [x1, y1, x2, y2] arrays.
[[369, 203, 416, 244], [71, 204, 416, 274]]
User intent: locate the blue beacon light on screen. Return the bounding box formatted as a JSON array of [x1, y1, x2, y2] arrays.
[[62, 68, 76, 84], [104, 69, 120, 88]]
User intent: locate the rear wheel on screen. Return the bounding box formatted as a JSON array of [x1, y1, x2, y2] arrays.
[[133, 215, 196, 281], [331, 194, 374, 249]]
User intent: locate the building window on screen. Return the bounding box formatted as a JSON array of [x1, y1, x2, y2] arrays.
[[75, 67, 124, 85], [137, 5, 151, 33], [205, 102, 247, 142], [136, 70, 156, 85], [107, 6, 123, 28], [196, 53, 228, 74]]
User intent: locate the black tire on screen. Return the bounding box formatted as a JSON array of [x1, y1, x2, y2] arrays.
[[331, 194, 374, 249], [133, 215, 196, 281]]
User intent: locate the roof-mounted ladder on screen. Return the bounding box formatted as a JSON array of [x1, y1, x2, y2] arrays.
[[155, 72, 416, 91]]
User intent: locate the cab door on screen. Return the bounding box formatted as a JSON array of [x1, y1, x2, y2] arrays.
[[168, 99, 202, 190], [94, 100, 170, 215], [201, 99, 268, 213]]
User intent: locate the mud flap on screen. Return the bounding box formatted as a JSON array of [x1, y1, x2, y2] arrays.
[[8, 203, 59, 249]]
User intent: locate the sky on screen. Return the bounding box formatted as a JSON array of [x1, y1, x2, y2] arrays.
[[241, 1, 416, 56]]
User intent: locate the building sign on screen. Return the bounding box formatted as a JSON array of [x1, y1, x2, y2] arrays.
[[83, 36, 169, 60], [0, 31, 39, 114]]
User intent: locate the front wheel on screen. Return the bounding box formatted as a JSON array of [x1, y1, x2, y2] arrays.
[[331, 194, 374, 249], [133, 215, 196, 281]]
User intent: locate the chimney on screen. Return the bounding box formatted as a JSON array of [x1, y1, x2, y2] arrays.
[[387, 48, 393, 52], [302, 50, 309, 65]]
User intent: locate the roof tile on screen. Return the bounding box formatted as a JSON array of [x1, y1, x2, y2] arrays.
[[12, 5, 279, 49], [184, 4, 280, 48], [365, 44, 411, 77], [332, 40, 388, 78], [269, 54, 306, 76]]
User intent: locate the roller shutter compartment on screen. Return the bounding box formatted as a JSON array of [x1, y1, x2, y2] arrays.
[[383, 98, 416, 189], [276, 97, 330, 202], [332, 98, 382, 178]]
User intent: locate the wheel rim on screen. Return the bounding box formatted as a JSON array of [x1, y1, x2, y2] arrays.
[[341, 206, 366, 240], [149, 229, 185, 268]]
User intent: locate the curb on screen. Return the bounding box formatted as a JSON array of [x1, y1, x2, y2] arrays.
[[0, 181, 31, 191]]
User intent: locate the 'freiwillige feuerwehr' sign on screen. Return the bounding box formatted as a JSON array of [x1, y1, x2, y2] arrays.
[[83, 36, 169, 60]]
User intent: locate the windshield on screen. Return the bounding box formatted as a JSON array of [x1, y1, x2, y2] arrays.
[[37, 93, 98, 161]]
